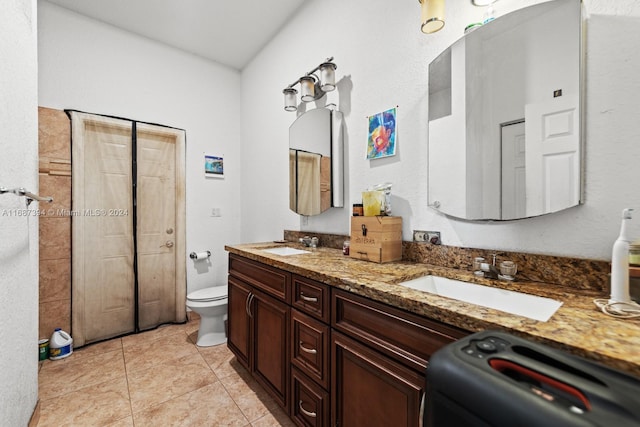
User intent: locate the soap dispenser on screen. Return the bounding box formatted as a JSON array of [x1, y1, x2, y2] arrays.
[[610, 208, 633, 303]]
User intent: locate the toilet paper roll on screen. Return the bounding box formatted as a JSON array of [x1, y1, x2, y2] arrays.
[[190, 251, 211, 260]]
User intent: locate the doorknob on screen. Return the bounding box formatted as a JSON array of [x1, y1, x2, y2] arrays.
[[166, 227, 174, 234], [160, 240, 174, 248]]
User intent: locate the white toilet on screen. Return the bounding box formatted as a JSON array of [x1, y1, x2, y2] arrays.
[[186, 285, 228, 347]]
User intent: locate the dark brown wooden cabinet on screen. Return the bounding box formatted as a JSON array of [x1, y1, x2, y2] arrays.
[[252, 288, 290, 408], [228, 254, 291, 411], [332, 331, 424, 427], [331, 289, 467, 427], [228, 253, 468, 427], [227, 276, 251, 368], [291, 307, 330, 390], [291, 367, 330, 427]]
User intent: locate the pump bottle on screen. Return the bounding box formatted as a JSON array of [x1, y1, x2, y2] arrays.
[[610, 208, 633, 303]]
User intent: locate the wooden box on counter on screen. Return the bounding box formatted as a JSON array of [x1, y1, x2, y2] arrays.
[[350, 216, 402, 263]]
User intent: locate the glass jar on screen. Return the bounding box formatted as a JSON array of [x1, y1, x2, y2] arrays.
[[630, 244, 640, 266], [343, 240, 350, 256]]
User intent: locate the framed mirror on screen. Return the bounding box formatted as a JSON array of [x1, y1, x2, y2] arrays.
[[289, 107, 344, 216], [428, 0, 583, 220]]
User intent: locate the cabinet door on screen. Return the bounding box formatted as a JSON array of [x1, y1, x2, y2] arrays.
[[332, 331, 424, 427], [227, 276, 251, 369], [252, 289, 290, 410]]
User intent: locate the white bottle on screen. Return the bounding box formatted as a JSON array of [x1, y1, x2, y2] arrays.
[[610, 208, 633, 303], [49, 328, 73, 360]]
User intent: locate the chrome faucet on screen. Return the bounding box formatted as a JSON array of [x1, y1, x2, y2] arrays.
[[299, 236, 318, 248], [474, 253, 500, 279]]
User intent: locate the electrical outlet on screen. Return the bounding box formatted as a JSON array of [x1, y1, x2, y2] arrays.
[[413, 230, 428, 242], [413, 230, 441, 244], [211, 208, 221, 217]]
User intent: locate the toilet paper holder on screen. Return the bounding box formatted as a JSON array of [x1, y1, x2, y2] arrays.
[[190, 251, 211, 260]]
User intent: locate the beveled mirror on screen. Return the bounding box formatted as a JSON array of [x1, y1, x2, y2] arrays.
[[289, 107, 344, 216], [428, 0, 583, 220]]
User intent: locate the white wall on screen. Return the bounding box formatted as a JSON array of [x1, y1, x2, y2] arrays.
[[38, 1, 242, 292], [241, 0, 640, 260], [0, 1, 39, 424]]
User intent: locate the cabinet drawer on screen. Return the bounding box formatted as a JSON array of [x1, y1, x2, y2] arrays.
[[332, 289, 467, 372], [291, 309, 330, 390], [291, 367, 330, 427], [229, 254, 291, 302], [292, 274, 330, 323]]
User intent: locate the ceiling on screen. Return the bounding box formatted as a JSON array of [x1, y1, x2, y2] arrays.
[[43, 0, 307, 70]]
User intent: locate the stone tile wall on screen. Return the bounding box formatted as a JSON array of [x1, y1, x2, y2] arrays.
[[38, 107, 72, 339]]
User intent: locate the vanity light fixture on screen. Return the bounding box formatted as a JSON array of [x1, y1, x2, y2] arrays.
[[299, 76, 316, 102], [282, 57, 337, 112], [419, 0, 445, 34], [283, 87, 298, 112]]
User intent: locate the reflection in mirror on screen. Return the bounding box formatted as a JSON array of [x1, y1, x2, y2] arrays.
[[289, 108, 344, 216], [428, 0, 582, 220]]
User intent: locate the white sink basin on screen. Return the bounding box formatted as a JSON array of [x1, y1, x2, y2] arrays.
[[262, 247, 311, 256], [399, 275, 562, 322]]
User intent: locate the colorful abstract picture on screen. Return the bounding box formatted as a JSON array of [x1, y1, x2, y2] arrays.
[[204, 154, 224, 178], [366, 107, 397, 159]]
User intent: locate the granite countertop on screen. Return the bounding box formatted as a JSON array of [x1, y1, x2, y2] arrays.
[[225, 242, 640, 377]]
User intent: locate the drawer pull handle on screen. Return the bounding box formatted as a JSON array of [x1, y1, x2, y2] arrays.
[[299, 341, 317, 354], [299, 400, 317, 418], [300, 292, 318, 303]]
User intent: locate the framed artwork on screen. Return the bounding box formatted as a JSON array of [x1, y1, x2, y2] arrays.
[[366, 107, 397, 159], [204, 154, 224, 178]]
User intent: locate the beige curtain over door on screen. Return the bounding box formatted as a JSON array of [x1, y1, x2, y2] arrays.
[[136, 122, 186, 331], [71, 112, 186, 346]]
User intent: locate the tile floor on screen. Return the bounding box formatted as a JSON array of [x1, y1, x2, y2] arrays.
[[37, 318, 295, 426]]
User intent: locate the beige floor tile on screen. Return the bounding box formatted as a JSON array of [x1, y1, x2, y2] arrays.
[[121, 322, 190, 349], [219, 369, 267, 401], [250, 405, 296, 427], [128, 352, 218, 413], [219, 370, 279, 423], [38, 376, 131, 427], [105, 416, 134, 427], [198, 344, 246, 379], [133, 382, 249, 427], [39, 348, 126, 401], [123, 329, 199, 374], [74, 337, 123, 358], [234, 391, 280, 424]]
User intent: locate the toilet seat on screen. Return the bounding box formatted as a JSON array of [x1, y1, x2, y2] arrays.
[[187, 286, 228, 303]]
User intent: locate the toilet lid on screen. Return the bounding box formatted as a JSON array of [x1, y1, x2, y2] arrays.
[[188, 286, 228, 302]]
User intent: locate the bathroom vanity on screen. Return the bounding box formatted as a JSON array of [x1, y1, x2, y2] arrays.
[[226, 242, 640, 427]]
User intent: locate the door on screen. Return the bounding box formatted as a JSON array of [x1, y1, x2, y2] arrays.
[[332, 331, 424, 427], [227, 276, 252, 368], [252, 289, 290, 410], [136, 123, 186, 331], [71, 113, 186, 346], [501, 121, 526, 220], [525, 96, 580, 216], [71, 114, 135, 345]]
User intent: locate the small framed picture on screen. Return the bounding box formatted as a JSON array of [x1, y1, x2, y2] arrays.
[[204, 154, 224, 178], [366, 107, 397, 160]]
